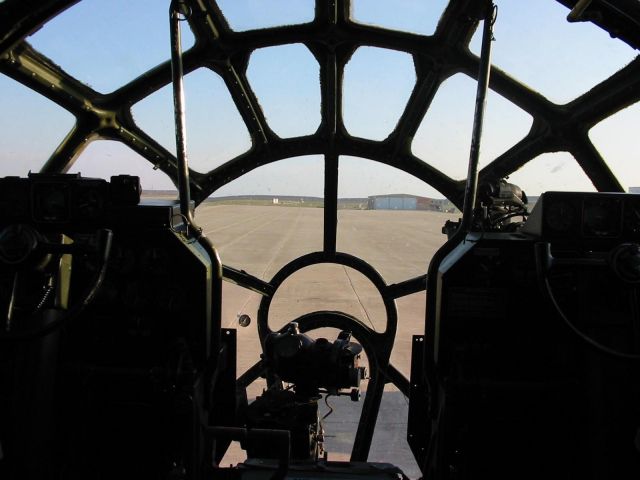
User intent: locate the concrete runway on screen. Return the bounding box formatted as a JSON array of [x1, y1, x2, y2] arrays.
[[195, 204, 458, 477]]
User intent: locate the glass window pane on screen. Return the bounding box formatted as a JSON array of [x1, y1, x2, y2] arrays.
[[393, 291, 426, 377], [506, 152, 596, 199], [28, 0, 195, 93], [269, 264, 387, 332], [589, 101, 640, 193], [343, 47, 416, 141], [469, 1, 637, 104], [350, 0, 448, 36], [369, 385, 420, 479], [70, 140, 176, 193], [197, 156, 324, 279], [0, 74, 75, 177], [219, 281, 266, 467], [248, 44, 321, 138], [221, 281, 264, 383], [412, 74, 532, 179], [132, 68, 251, 173], [337, 157, 456, 285], [217, 0, 314, 31]]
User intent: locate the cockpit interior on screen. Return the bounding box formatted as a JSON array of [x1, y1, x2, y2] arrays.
[[1, 1, 639, 479]]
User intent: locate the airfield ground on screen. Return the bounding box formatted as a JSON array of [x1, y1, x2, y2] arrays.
[[195, 204, 459, 477]]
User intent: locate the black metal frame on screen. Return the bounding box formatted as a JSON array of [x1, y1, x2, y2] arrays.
[[233, 250, 416, 460], [1, 0, 640, 467], [1, 0, 637, 209]]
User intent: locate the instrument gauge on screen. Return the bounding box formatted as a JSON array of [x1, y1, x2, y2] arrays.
[[75, 186, 105, 219], [545, 201, 576, 233], [32, 183, 70, 222], [623, 198, 640, 239], [582, 197, 621, 238]]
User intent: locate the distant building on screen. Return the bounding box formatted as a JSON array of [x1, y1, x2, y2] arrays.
[[629, 187, 640, 194], [367, 194, 453, 211], [368, 194, 417, 210]]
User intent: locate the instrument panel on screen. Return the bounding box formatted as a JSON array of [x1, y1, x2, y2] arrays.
[[523, 191, 640, 249], [0, 173, 140, 228]]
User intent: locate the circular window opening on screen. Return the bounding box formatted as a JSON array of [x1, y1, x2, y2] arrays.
[[269, 263, 387, 333]]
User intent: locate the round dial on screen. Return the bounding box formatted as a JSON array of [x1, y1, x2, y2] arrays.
[[582, 198, 621, 237], [545, 201, 576, 233]]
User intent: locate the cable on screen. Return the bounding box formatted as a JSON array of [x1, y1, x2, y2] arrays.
[[491, 209, 528, 225], [322, 394, 334, 420], [543, 276, 640, 361], [32, 283, 54, 314]]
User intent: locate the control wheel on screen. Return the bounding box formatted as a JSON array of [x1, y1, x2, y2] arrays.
[[0, 224, 113, 341]]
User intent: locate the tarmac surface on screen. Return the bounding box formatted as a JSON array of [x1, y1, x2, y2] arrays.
[[195, 204, 458, 478]]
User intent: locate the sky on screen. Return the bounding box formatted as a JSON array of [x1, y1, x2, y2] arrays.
[[0, 0, 638, 198]]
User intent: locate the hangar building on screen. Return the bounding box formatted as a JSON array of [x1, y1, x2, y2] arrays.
[[367, 194, 437, 210], [367, 194, 457, 212]]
